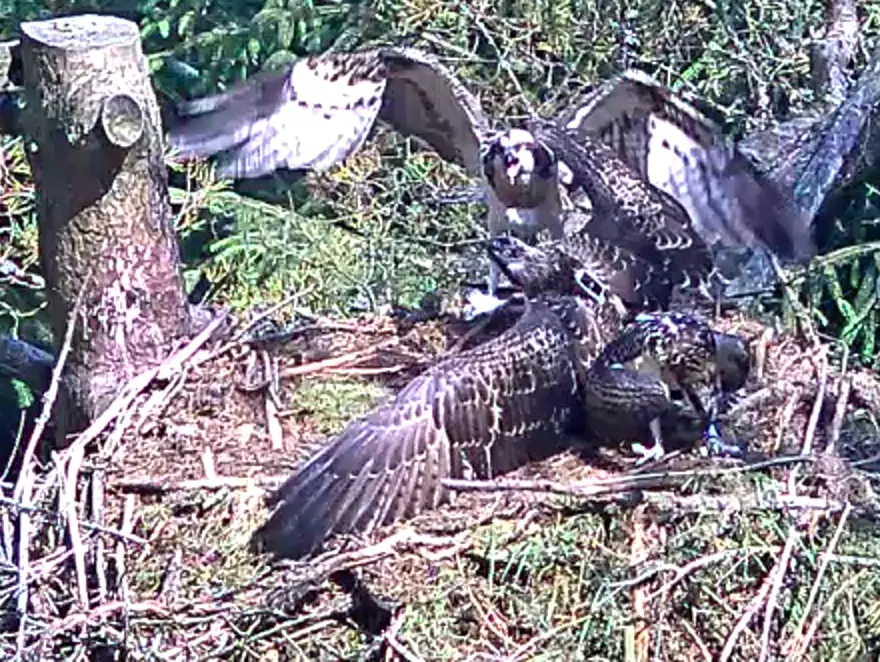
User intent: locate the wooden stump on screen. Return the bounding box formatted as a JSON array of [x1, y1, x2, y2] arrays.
[[20, 14, 190, 440]]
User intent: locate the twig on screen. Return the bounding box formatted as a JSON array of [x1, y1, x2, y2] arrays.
[[58, 310, 227, 465], [758, 529, 798, 662], [633, 547, 778, 603], [783, 503, 852, 658], [680, 618, 713, 662], [441, 456, 817, 498], [265, 353, 284, 451], [300, 529, 470, 582], [826, 375, 851, 455], [55, 452, 89, 609], [280, 338, 399, 378], [135, 367, 189, 435], [116, 495, 136, 611], [49, 599, 171, 635], [754, 327, 774, 381], [328, 365, 408, 376], [788, 354, 828, 494], [198, 287, 316, 366], [230, 287, 316, 345], [773, 389, 802, 453], [12, 273, 90, 655], [91, 465, 107, 606], [113, 474, 287, 494], [12, 271, 90, 502], [718, 558, 775, 661], [0, 493, 147, 544], [14, 468, 35, 657], [383, 610, 425, 662], [201, 448, 217, 480], [630, 505, 650, 662], [792, 573, 865, 661]]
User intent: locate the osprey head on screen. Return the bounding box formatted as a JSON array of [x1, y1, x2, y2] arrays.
[[482, 129, 557, 189], [487, 235, 598, 299]]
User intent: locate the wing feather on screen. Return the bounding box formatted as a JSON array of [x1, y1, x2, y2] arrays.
[[378, 47, 490, 176], [167, 47, 490, 181], [167, 52, 386, 178], [560, 69, 813, 261], [532, 121, 719, 298], [252, 300, 582, 559]]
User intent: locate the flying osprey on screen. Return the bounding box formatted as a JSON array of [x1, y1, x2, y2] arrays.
[[166, 48, 813, 279]]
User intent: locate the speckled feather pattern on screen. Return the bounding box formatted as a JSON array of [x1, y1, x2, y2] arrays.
[[488, 234, 672, 310], [559, 69, 813, 261], [583, 312, 745, 445], [530, 120, 722, 301], [253, 294, 621, 560], [168, 47, 490, 179]]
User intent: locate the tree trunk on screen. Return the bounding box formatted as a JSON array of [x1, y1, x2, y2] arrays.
[[20, 15, 190, 441]]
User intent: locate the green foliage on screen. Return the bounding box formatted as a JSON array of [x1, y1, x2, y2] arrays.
[[4, 0, 880, 358]]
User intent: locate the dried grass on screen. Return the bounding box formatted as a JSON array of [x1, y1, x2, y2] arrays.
[[2, 303, 880, 660]]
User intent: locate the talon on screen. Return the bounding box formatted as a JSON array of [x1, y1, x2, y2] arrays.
[[631, 441, 666, 465], [632, 418, 667, 464], [463, 289, 507, 321]]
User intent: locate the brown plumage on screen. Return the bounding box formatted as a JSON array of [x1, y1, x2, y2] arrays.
[[487, 233, 677, 312], [583, 312, 750, 461], [253, 238, 750, 558], [167, 47, 489, 180], [559, 68, 814, 263], [529, 120, 722, 302], [252, 292, 624, 559]]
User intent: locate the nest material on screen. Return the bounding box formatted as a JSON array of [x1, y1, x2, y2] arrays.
[[2, 305, 880, 660]]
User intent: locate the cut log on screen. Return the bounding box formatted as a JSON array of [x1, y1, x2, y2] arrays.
[[20, 14, 190, 441]]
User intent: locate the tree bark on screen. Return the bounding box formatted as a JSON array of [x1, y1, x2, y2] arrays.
[[20, 14, 190, 441]]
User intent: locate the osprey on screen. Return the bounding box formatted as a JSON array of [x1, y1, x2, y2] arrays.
[[167, 49, 812, 281], [252, 292, 620, 560], [165, 47, 536, 242], [251, 241, 748, 559], [559, 69, 814, 262], [583, 311, 750, 463]]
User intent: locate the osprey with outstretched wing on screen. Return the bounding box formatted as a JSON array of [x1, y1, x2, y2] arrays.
[[558, 69, 814, 262], [252, 291, 618, 560], [168, 50, 812, 293], [167, 47, 561, 246], [528, 120, 723, 304], [251, 237, 751, 560]]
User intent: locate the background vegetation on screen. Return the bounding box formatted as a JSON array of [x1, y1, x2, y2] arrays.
[[2, 1, 880, 658]]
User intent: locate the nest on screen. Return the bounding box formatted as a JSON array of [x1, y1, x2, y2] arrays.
[[2, 303, 880, 660]]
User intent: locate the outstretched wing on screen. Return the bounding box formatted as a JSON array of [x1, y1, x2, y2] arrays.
[[531, 120, 720, 299], [167, 47, 489, 180], [559, 69, 813, 261], [167, 53, 387, 178], [252, 300, 581, 559], [377, 47, 489, 176]]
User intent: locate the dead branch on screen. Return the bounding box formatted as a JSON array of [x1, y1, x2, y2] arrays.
[[113, 475, 286, 494]]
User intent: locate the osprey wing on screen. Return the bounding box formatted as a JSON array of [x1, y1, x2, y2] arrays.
[[167, 47, 490, 180], [560, 69, 813, 261], [252, 299, 581, 559]]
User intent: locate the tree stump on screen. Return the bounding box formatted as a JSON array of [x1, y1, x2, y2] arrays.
[[20, 14, 190, 440]]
